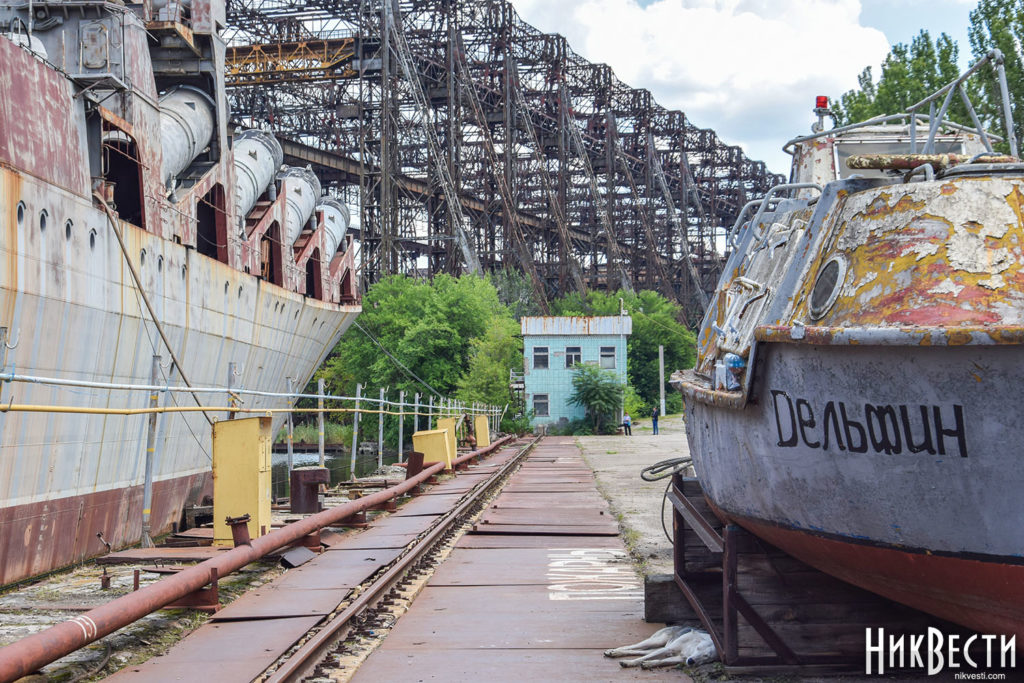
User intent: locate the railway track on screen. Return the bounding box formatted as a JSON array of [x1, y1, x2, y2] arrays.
[[259, 435, 539, 682]]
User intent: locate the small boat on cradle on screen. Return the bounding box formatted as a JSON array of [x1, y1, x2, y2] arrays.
[[672, 50, 1024, 640]]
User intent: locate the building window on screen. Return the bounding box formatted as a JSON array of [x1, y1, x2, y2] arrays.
[[565, 346, 581, 367], [533, 393, 549, 417], [600, 346, 616, 369], [533, 346, 549, 369]]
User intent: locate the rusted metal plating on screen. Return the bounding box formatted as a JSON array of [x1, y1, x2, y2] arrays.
[[0, 435, 514, 682]]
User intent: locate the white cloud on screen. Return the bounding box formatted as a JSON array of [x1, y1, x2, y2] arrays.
[[509, 0, 892, 173]]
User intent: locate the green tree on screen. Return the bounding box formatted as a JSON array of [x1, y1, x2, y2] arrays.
[[968, 0, 1024, 150], [319, 274, 516, 426], [549, 289, 696, 411], [568, 363, 625, 434], [490, 268, 543, 319], [834, 30, 966, 125], [456, 315, 522, 409]]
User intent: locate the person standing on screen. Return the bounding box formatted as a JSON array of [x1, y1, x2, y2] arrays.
[[623, 412, 632, 436], [651, 405, 660, 435]]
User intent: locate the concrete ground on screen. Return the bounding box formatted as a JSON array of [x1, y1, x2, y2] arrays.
[[577, 412, 690, 577], [576, 418, 941, 683]]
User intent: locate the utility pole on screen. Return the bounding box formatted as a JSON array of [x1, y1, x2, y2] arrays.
[[377, 387, 386, 470], [317, 378, 326, 467], [397, 390, 405, 462], [286, 377, 294, 473], [349, 383, 361, 479], [659, 345, 666, 417], [141, 355, 161, 548]]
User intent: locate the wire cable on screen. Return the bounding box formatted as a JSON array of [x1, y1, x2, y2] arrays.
[[352, 319, 443, 399], [639, 456, 692, 543]]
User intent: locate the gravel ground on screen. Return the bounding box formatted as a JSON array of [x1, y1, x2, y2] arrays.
[[576, 412, 690, 577]]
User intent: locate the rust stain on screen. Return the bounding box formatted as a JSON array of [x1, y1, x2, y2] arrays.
[[861, 192, 927, 220]]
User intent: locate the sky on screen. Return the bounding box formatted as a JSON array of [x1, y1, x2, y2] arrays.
[[508, 0, 980, 174]]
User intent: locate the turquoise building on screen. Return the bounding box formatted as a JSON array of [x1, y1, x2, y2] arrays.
[[521, 316, 631, 428]]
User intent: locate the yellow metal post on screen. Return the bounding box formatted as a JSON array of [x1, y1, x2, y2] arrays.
[[474, 414, 490, 448], [412, 428, 454, 470], [213, 416, 273, 546], [436, 417, 458, 459]]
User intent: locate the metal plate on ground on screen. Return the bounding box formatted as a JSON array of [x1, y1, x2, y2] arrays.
[[107, 615, 321, 682], [351, 647, 688, 682], [456, 534, 625, 549], [275, 547, 404, 590], [363, 514, 439, 535], [392, 494, 464, 516], [478, 508, 615, 527], [501, 484, 597, 493], [323, 530, 420, 549], [418, 481, 478, 495], [210, 584, 350, 620], [428, 547, 637, 587], [490, 493, 608, 509], [472, 524, 619, 536], [375, 585, 650, 649]]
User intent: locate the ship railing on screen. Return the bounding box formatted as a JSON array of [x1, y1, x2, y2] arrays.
[[0, 369, 503, 450], [784, 49, 1017, 158], [727, 182, 822, 249]]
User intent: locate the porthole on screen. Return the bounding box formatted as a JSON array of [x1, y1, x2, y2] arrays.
[[157, 255, 164, 272], [39, 210, 47, 232], [224, 281, 229, 294], [16, 202, 25, 227], [139, 248, 146, 265], [65, 219, 72, 240], [808, 256, 847, 320], [181, 264, 187, 280], [89, 229, 97, 250]]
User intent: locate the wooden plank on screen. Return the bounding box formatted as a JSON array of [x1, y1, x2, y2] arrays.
[[668, 488, 723, 553]]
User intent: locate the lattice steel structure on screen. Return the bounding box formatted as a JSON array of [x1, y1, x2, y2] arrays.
[[224, 0, 783, 318]]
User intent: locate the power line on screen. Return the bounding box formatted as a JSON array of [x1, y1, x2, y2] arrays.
[[352, 319, 443, 399]]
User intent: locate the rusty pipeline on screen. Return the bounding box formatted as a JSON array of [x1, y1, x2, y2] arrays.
[[0, 434, 514, 682]]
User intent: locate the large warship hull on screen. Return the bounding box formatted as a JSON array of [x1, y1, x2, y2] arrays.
[[0, 165, 359, 586], [0, 9, 361, 586], [683, 340, 1024, 639]]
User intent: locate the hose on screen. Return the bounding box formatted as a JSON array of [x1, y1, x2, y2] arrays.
[[639, 456, 692, 544]]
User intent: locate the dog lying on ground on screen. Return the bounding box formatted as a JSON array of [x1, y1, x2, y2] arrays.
[[604, 625, 717, 668]]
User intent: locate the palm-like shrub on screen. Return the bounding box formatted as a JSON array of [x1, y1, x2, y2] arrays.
[[568, 363, 625, 434]]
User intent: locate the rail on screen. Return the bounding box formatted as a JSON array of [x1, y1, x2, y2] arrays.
[[0, 434, 519, 682], [265, 434, 536, 681]]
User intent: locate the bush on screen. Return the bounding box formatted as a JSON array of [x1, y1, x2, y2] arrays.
[[502, 409, 534, 435], [624, 384, 649, 419], [568, 364, 625, 434], [276, 421, 352, 445]]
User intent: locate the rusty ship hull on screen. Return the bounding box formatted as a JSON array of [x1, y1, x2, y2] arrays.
[[675, 74, 1024, 639], [683, 341, 1024, 639], [0, 2, 360, 586]]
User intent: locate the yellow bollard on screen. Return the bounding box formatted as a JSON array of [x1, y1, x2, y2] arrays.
[[212, 416, 273, 546], [436, 417, 458, 458], [412, 428, 455, 470], [474, 414, 490, 448]]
